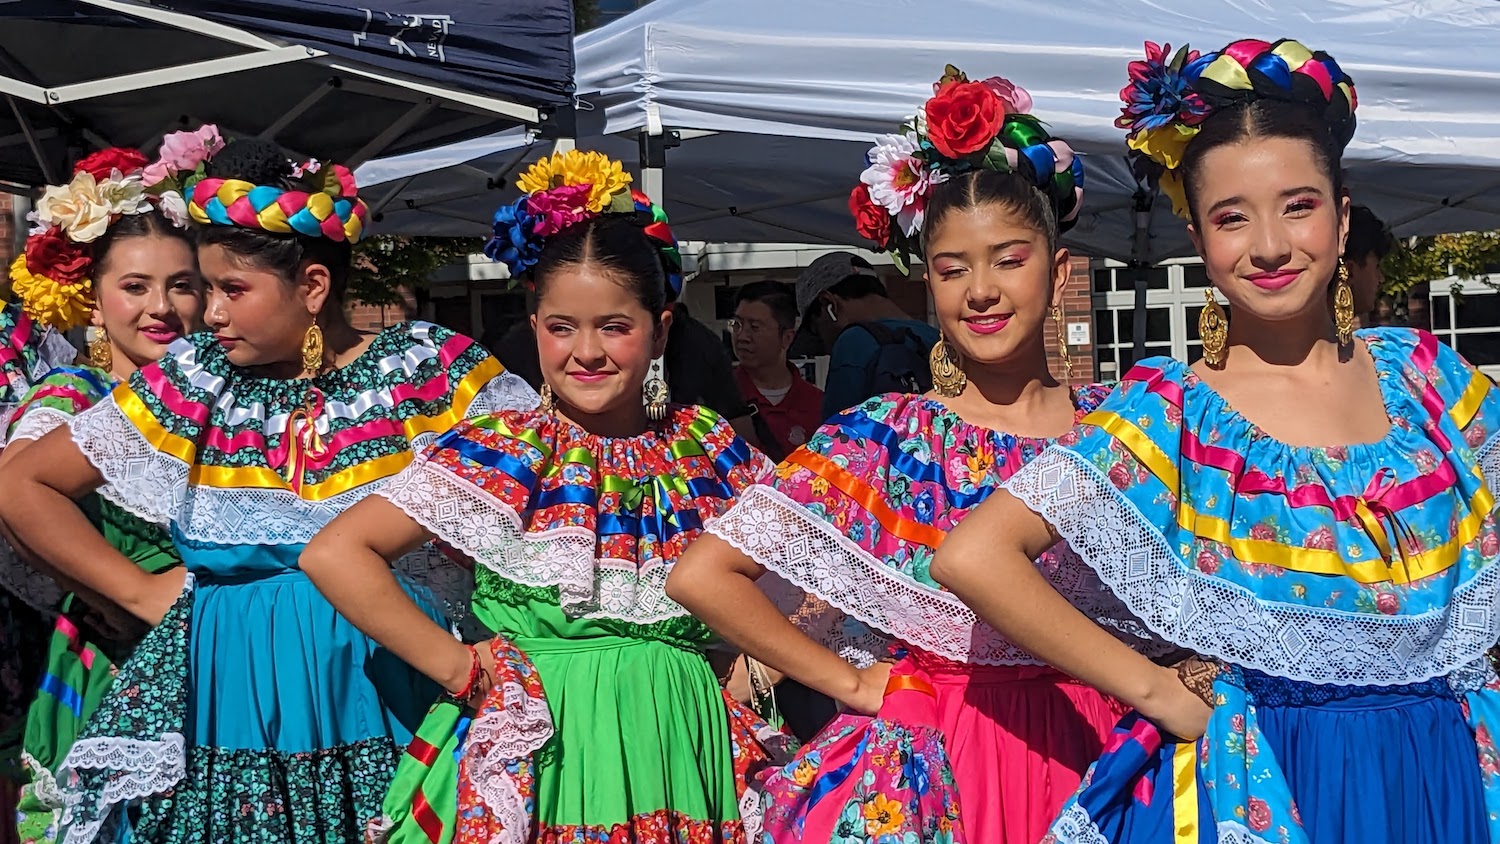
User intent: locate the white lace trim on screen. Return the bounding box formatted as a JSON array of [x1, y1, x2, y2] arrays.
[[22, 750, 63, 809], [57, 733, 186, 844], [0, 538, 62, 614], [709, 484, 1169, 666], [465, 671, 554, 844], [464, 370, 540, 420], [8, 405, 72, 444], [364, 815, 393, 844], [378, 460, 691, 624], [392, 544, 474, 630], [1007, 447, 1500, 685], [36, 331, 78, 380], [68, 370, 534, 546], [1478, 432, 1500, 500], [1049, 803, 1108, 844], [1215, 820, 1280, 844]]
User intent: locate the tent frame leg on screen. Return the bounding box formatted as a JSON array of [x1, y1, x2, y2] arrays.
[[7, 95, 54, 184]]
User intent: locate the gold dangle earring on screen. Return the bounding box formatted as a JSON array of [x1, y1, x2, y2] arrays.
[[1333, 258, 1356, 346], [300, 321, 325, 378], [929, 335, 967, 398], [643, 357, 669, 423], [539, 383, 555, 415], [88, 327, 113, 371], [1199, 289, 1229, 368], [1051, 305, 1073, 385]]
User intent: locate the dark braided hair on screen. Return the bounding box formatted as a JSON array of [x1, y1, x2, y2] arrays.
[[194, 138, 353, 301]]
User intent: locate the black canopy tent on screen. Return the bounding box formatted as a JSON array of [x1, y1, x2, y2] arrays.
[[0, 0, 575, 187]]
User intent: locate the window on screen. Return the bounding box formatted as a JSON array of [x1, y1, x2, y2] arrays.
[[1429, 280, 1500, 377], [1090, 259, 1215, 379]]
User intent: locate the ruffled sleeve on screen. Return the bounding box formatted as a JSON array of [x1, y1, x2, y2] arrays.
[[1411, 328, 1500, 490], [1005, 336, 1500, 686], [6, 365, 112, 445], [708, 393, 1149, 666], [0, 301, 78, 428], [385, 322, 538, 448], [66, 336, 214, 528], [377, 405, 769, 624]]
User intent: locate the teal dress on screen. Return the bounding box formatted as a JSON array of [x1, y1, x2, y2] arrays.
[[51, 324, 538, 844]]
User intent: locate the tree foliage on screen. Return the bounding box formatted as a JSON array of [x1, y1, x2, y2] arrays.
[[1382, 231, 1500, 299], [349, 235, 483, 308], [574, 0, 599, 32]]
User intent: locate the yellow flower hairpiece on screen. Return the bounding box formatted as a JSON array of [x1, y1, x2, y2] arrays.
[[517, 150, 632, 214], [8, 254, 94, 331]]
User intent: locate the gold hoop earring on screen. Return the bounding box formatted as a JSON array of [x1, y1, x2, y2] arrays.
[[1333, 258, 1356, 346], [539, 383, 555, 415], [88, 328, 113, 371], [300, 322, 325, 378], [643, 358, 669, 423], [1199, 289, 1228, 369], [929, 336, 966, 398], [1051, 305, 1073, 385]]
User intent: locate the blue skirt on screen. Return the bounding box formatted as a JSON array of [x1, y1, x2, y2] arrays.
[[1047, 668, 1492, 844]]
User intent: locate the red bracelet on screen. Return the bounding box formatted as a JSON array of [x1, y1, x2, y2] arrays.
[[447, 645, 481, 702]]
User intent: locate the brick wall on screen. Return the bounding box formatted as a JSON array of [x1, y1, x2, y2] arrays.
[[1046, 257, 1095, 383], [347, 287, 417, 332]]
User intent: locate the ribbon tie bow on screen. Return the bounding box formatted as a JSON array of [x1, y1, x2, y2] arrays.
[[282, 387, 330, 493], [1353, 468, 1422, 578]]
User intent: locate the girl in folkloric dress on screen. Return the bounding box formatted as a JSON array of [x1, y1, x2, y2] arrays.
[[666, 70, 1171, 844], [0, 300, 77, 844], [1, 138, 207, 844], [300, 151, 787, 844], [0, 135, 537, 844], [932, 38, 1500, 844]]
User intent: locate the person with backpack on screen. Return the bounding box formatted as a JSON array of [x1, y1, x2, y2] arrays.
[[793, 252, 939, 418]]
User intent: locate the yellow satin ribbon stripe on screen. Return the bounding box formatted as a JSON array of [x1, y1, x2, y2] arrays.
[[190, 450, 413, 501], [784, 449, 948, 549], [113, 386, 198, 465], [1171, 741, 1200, 844], [401, 357, 505, 442], [1083, 410, 1493, 585], [1450, 370, 1491, 432]]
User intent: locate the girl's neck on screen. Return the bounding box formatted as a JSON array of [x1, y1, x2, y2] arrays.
[[1217, 303, 1342, 374], [554, 400, 651, 440], [940, 341, 1074, 438]]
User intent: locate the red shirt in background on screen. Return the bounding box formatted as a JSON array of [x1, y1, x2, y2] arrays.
[[734, 364, 824, 459]]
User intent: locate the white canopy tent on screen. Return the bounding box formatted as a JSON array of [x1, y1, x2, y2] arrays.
[[358, 0, 1500, 264]]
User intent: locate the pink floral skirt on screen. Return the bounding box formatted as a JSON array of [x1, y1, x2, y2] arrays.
[[759, 650, 1125, 844]]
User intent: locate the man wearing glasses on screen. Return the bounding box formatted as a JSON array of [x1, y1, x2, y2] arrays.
[[730, 281, 824, 460]]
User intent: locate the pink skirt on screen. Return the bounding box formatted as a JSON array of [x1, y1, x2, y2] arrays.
[[759, 650, 1125, 844]]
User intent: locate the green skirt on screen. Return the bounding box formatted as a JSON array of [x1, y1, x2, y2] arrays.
[[377, 590, 777, 843], [17, 499, 178, 844]]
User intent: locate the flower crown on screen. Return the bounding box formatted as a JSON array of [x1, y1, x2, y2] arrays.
[[849, 66, 1085, 270], [484, 149, 684, 299], [7, 127, 228, 332], [1119, 38, 1357, 218]]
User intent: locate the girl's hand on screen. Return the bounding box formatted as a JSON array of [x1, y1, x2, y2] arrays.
[[842, 661, 893, 716], [1145, 664, 1214, 741], [135, 568, 188, 626]]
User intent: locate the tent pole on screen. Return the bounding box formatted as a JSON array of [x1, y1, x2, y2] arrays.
[[260, 79, 338, 142], [637, 126, 680, 206], [1129, 189, 1153, 362], [348, 100, 437, 167], [7, 95, 55, 184]]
